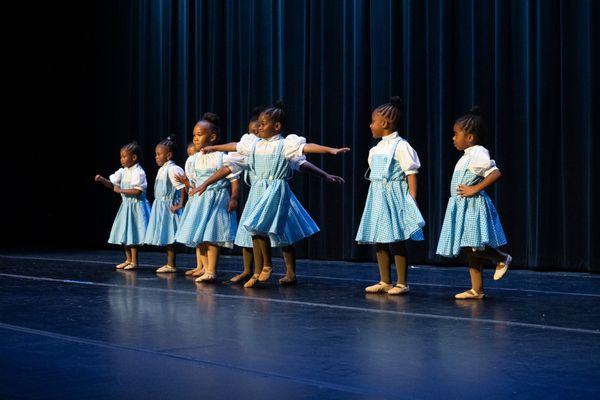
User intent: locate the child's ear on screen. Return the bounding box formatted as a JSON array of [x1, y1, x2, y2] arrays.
[[132, 154, 138, 162], [381, 119, 389, 129], [274, 122, 282, 132], [210, 133, 217, 143], [167, 152, 173, 160]]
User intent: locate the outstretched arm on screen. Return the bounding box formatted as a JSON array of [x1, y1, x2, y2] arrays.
[[457, 169, 502, 197], [94, 175, 114, 189], [303, 143, 350, 155], [202, 142, 238, 153], [299, 162, 345, 184], [190, 166, 235, 196]]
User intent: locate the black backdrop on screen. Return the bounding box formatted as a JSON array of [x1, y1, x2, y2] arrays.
[[5, 1, 599, 272]]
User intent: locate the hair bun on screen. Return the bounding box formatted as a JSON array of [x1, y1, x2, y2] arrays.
[[468, 105, 481, 116], [167, 134, 177, 142], [273, 100, 285, 111], [251, 106, 265, 117], [389, 96, 403, 108], [202, 112, 220, 126]]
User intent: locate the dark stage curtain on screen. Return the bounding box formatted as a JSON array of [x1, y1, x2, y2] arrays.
[[7, 1, 598, 272]]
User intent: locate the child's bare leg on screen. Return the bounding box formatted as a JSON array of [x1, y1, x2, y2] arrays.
[[157, 246, 177, 273], [280, 245, 297, 285], [116, 245, 131, 269], [197, 244, 219, 282], [193, 244, 208, 276], [123, 246, 139, 270], [257, 237, 273, 282], [365, 244, 393, 293], [245, 236, 268, 287], [230, 247, 253, 283], [186, 247, 204, 275], [375, 243, 392, 283], [455, 250, 485, 299], [387, 241, 410, 295]]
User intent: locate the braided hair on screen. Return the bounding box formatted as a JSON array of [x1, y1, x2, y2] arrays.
[[374, 96, 403, 130], [455, 106, 486, 144], [261, 100, 286, 128], [200, 112, 221, 138], [158, 135, 177, 154], [250, 106, 265, 123], [121, 141, 142, 160]]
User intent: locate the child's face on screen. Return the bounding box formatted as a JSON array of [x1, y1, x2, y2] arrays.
[[192, 121, 217, 150], [248, 120, 259, 135], [154, 144, 171, 167], [257, 114, 281, 138], [452, 124, 474, 151], [369, 112, 389, 138], [120, 149, 137, 168], [187, 144, 196, 157]]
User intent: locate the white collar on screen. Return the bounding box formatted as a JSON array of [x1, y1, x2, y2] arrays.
[[381, 132, 399, 142], [464, 145, 481, 155], [125, 163, 139, 171], [263, 134, 282, 142]]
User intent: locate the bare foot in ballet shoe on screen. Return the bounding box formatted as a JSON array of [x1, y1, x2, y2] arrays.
[[123, 263, 137, 270], [278, 275, 297, 286], [195, 273, 216, 283], [192, 268, 205, 277], [243, 274, 260, 288], [156, 265, 176, 273], [258, 266, 272, 282], [494, 254, 512, 281], [229, 272, 252, 283], [185, 267, 202, 276], [116, 261, 130, 270]]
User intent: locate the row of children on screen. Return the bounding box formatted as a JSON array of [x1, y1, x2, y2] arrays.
[[95, 98, 511, 299]]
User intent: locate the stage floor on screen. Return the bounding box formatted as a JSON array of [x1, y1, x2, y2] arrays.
[[1, 251, 599, 399]]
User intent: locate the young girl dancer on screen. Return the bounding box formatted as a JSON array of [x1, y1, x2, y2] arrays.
[[197, 101, 349, 288], [356, 97, 425, 295], [94, 141, 151, 270], [143, 136, 186, 273], [227, 108, 345, 285], [181, 142, 205, 277], [174, 113, 240, 283], [436, 107, 512, 299]]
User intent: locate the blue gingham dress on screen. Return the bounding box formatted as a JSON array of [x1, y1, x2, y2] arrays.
[[237, 138, 318, 247], [175, 152, 238, 248], [144, 161, 183, 246], [436, 155, 507, 257], [356, 138, 425, 243], [108, 165, 151, 246]]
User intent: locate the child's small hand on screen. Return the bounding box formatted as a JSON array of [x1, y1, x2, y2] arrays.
[[190, 185, 206, 197], [457, 184, 479, 198], [227, 198, 238, 212], [94, 174, 103, 182], [201, 146, 216, 154], [174, 173, 188, 184], [329, 147, 351, 155], [170, 204, 182, 213], [325, 174, 345, 184]]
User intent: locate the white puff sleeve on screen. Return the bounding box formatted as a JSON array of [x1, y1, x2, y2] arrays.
[[289, 155, 307, 171], [235, 133, 258, 156], [395, 140, 421, 175], [468, 146, 499, 177], [223, 152, 246, 181], [129, 167, 148, 191], [283, 134, 307, 159], [168, 165, 186, 190], [109, 168, 124, 185]]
